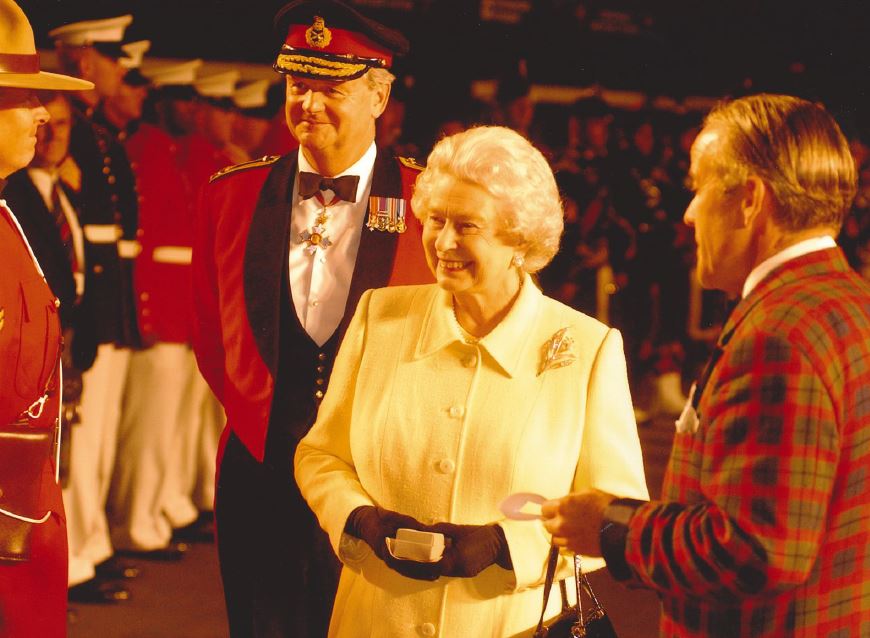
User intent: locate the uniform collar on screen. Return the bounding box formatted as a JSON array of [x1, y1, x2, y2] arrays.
[[415, 273, 541, 378]]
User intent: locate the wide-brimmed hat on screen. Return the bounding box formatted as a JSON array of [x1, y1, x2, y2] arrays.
[[0, 0, 93, 90]]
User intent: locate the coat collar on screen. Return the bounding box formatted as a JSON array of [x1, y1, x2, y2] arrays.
[[719, 246, 850, 348], [415, 273, 541, 378]]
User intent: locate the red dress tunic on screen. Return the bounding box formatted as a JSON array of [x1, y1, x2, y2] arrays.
[[0, 198, 66, 638]]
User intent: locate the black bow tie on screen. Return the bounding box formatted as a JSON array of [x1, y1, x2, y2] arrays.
[[298, 171, 360, 203]]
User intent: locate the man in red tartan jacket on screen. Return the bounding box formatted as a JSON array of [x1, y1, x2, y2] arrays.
[[543, 93, 870, 637]]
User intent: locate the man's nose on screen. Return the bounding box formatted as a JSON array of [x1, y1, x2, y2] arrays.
[[301, 90, 323, 112], [683, 206, 695, 227]]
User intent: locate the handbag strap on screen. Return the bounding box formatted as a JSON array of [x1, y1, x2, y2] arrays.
[[576, 554, 607, 622], [533, 545, 580, 637]]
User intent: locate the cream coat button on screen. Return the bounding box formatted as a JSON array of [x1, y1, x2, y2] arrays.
[[420, 623, 436, 636], [437, 459, 455, 474], [461, 354, 477, 367], [448, 405, 464, 418]]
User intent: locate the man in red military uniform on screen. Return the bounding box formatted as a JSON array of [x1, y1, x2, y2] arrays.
[[192, 1, 431, 635], [0, 1, 93, 634], [101, 44, 198, 557], [50, 13, 147, 602]]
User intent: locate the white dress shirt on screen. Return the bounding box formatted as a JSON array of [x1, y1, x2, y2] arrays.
[[742, 235, 837, 298], [28, 167, 86, 297], [289, 142, 377, 346]]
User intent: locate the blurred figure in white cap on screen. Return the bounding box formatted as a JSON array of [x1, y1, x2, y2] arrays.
[[137, 60, 230, 546], [51, 12, 153, 604], [194, 69, 248, 164], [231, 78, 274, 159], [101, 40, 204, 568], [0, 0, 93, 633], [251, 79, 299, 157]]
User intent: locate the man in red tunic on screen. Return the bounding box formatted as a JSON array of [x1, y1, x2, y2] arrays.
[[0, 0, 93, 634], [192, 1, 432, 635]]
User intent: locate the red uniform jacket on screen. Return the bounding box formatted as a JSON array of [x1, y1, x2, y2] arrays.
[[192, 149, 432, 463], [125, 123, 193, 345], [0, 199, 66, 638]]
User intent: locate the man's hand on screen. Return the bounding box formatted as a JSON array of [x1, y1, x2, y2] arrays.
[[541, 489, 616, 557]]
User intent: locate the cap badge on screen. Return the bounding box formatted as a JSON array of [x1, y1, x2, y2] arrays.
[[305, 16, 332, 49]]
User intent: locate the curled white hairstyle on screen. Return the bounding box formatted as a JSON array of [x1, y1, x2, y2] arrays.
[[411, 125, 563, 273]]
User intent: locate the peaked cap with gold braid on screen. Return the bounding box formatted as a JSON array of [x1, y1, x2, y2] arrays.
[[273, 0, 408, 82]]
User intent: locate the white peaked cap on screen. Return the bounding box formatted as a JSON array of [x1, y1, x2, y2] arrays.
[[233, 79, 271, 109], [143, 59, 203, 87], [194, 69, 241, 98], [48, 15, 133, 46], [119, 40, 150, 69]]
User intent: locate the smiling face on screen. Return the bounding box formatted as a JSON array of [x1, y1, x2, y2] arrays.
[[0, 88, 49, 178], [420, 175, 521, 309], [284, 73, 388, 173]]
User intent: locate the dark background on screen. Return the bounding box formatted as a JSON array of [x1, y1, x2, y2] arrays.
[[19, 0, 870, 133]]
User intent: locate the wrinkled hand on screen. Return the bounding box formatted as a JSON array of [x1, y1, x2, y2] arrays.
[[541, 489, 616, 557], [432, 522, 512, 578], [344, 506, 442, 581]]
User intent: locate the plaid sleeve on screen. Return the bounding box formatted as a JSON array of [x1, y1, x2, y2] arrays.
[[617, 330, 839, 601]]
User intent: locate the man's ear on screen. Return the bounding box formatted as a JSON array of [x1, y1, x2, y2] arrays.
[[370, 80, 391, 119], [739, 175, 769, 228]]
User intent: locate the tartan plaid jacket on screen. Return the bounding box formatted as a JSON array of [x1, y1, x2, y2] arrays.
[[605, 247, 870, 637]]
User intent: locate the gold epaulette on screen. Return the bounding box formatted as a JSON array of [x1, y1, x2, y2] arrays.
[[398, 156, 425, 171], [209, 155, 281, 183]]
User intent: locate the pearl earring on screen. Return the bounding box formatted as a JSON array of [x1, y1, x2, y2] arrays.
[[511, 254, 525, 268]]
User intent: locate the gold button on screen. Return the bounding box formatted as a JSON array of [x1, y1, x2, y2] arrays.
[[140, 292, 150, 301], [318, 353, 326, 361], [107, 175, 116, 185], [316, 365, 325, 373], [315, 390, 324, 400], [93, 264, 104, 274], [315, 378, 324, 386], [53, 298, 61, 308], [102, 166, 111, 175]]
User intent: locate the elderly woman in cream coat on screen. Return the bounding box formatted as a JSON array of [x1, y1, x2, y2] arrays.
[[295, 125, 648, 637]]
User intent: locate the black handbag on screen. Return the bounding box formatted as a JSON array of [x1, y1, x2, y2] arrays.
[[532, 545, 618, 638]]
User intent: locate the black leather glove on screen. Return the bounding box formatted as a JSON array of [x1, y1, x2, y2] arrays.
[[344, 505, 442, 581], [432, 522, 513, 578]]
